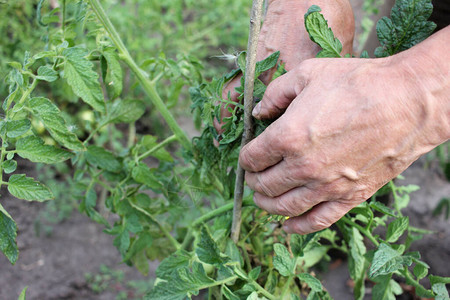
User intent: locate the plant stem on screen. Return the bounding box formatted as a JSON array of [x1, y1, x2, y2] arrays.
[[250, 280, 277, 300], [231, 0, 265, 243], [341, 217, 380, 246], [136, 135, 177, 161], [280, 275, 295, 299], [87, 0, 191, 150], [193, 199, 255, 228], [128, 200, 181, 250]]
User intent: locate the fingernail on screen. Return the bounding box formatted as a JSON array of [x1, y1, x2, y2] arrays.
[[252, 103, 261, 117]]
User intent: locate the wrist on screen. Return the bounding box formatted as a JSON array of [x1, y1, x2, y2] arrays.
[[392, 28, 450, 150]]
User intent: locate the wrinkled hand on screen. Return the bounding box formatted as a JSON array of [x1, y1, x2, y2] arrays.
[[239, 51, 448, 234], [214, 0, 354, 134]]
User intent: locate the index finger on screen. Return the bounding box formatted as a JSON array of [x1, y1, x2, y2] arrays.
[[239, 123, 284, 172]]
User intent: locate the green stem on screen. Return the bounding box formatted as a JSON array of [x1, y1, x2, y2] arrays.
[[136, 135, 177, 161], [280, 275, 294, 300], [341, 216, 380, 246], [250, 280, 277, 300], [389, 181, 403, 216], [0, 139, 7, 189], [191, 199, 255, 228], [87, 0, 190, 150], [402, 267, 434, 298], [128, 199, 181, 250]]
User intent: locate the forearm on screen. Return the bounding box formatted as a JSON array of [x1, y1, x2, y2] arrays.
[[395, 26, 450, 149]]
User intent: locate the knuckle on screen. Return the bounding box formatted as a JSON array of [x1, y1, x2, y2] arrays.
[[306, 212, 332, 232], [276, 198, 300, 217], [255, 175, 277, 198]]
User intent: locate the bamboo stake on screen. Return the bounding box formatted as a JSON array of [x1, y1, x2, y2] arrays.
[[231, 0, 265, 243]]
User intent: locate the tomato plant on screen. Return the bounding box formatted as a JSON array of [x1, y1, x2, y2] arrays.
[[1, 0, 449, 299]]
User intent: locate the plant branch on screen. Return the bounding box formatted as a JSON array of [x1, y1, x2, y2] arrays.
[[341, 216, 380, 246], [231, 0, 265, 243], [128, 200, 181, 250], [87, 0, 191, 150], [136, 134, 177, 161]]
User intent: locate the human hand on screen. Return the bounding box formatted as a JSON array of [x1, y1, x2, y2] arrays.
[[214, 0, 355, 135], [239, 51, 449, 234]]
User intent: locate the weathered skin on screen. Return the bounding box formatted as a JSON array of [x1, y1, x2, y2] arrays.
[[240, 27, 450, 234]]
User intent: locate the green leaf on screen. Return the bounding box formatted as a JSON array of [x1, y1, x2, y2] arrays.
[[369, 243, 413, 278], [18, 286, 28, 300], [156, 250, 192, 280], [371, 274, 402, 300], [16, 135, 74, 164], [36, 65, 58, 82], [297, 273, 323, 292], [255, 51, 280, 77], [370, 201, 396, 217], [196, 226, 228, 265], [8, 174, 53, 201], [6, 119, 31, 138], [107, 99, 146, 124], [375, 0, 436, 57], [62, 47, 105, 113], [222, 285, 240, 300], [291, 233, 318, 257], [304, 5, 342, 58], [433, 283, 450, 300], [148, 262, 215, 300], [386, 217, 409, 243], [413, 262, 429, 280], [348, 228, 367, 300], [2, 159, 17, 174], [248, 266, 261, 281], [28, 97, 85, 151], [273, 243, 295, 276], [85, 145, 121, 172], [0, 203, 18, 265], [102, 48, 123, 99], [131, 163, 162, 190], [430, 275, 450, 285]]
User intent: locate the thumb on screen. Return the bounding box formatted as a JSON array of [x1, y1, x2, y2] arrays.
[[253, 64, 308, 120]]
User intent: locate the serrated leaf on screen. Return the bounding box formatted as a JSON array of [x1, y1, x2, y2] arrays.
[[102, 48, 123, 99], [298, 273, 323, 292], [16, 135, 74, 163], [2, 160, 17, 174], [375, 0, 436, 57], [255, 51, 280, 77], [386, 217, 409, 243], [107, 99, 145, 124], [372, 274, 402, 300], [156, 250, 192, 280], [148, 262, 215, 300], [62, 47, 105, 113], [0, 203, 18, 265], [196, 226, 228, 265], [273, 243, 295, 276], [8, 174, 53, 201], [85, 145, 121, 172], [348, 227, 367, 300], [369, 243, 413, 278], [28, 97, 85, 151], [6, 119, 31, 138], [413, 262, 428, 280], [304, 6, 342, 58], [131, 163, 162, 190], [36, 65, 58, 82], [370, 201, 396, 217]]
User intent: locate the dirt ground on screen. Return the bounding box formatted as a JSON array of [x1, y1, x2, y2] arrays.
[[1, 2, 449, 300]]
